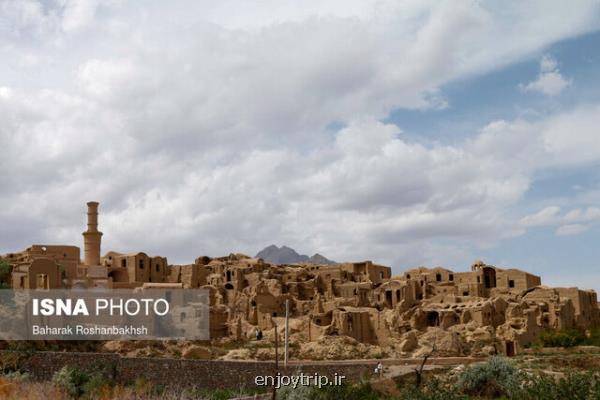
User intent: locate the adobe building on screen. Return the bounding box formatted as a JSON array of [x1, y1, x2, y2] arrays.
[[1, 201, 599, 358], [10, 258, 61, 289]]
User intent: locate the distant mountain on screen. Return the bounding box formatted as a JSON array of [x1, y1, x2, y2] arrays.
[[256, 245, 336, 265], [308, 253, 334, 264]]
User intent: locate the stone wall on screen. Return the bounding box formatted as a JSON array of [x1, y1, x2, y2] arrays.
[[12, 351, 119, 381], [5, 351, 375, 390]]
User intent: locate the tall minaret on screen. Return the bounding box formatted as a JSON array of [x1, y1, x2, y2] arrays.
[[83, 201, 103, 266]]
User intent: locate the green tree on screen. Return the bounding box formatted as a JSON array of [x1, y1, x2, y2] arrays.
[[0, 259, 11, 288]]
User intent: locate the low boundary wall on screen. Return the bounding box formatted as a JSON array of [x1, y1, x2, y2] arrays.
[[2, 351, 376, 390], [2, 350, 484, 390]]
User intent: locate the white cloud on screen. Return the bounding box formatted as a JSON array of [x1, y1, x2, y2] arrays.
[[522, 206, 600, 227], [61, 0, 99, 32], [0, 1, 600, 271], [470, 104, 600, 169], [555, 224, 588, 236], [521, 205, 600, 237], [0, 86, 11, 99], [522, 70, 571, 96], [520, 206, 562, 227], [540, 55, 558, 72], [542, 105, 600, 165], [519, 55, 571, 96]]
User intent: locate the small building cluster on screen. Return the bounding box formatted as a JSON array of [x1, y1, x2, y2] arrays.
[[1, 202, 599, 356]]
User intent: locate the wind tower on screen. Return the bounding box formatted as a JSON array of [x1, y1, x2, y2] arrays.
[[82, 201, 103, 266]]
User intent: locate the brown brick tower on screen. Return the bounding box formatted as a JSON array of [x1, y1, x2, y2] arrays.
[[82, 201, 103, 266]]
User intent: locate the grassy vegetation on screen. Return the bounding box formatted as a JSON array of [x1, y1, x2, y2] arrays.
[[51, 365, 115, 398], [185, 386, 268, 400], [278, 381, 380, 400], [277, 356, 600, 400], [5, 355, 600, 399], [406, 356, 600, 400], [536, 326, 600, 348], [0, 365, 267, 399], [539, 328, 586, 348], [585, 326, 600, 347]]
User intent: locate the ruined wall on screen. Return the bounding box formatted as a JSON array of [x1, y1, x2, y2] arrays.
[[429, 267, 454, 284], [366, 263, 391, 284], [332, 308, 376, 344], [5, 245, 80, 281], [556, 287, 600, 328], [27, 245, 80, 279], [11, 259, 61, 289], [149, 256, 168, 283], [496, 269, 540, 292]]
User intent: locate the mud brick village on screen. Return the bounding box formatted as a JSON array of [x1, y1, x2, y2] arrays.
[[2, 201, 598, 360]]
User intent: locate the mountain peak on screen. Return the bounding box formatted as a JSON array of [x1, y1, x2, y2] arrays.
[[256, 245, 335, 265]]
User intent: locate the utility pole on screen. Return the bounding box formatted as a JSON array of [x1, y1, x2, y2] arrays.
[[284, 299, 289, 367], [274, 322, 279, 368], [272, 320, 278, 400]]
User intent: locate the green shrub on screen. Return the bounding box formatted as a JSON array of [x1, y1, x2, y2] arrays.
[[456, 356, 521, 398], [0, 351, 27, 373], [511, 373, 560, 400], [553, 372, 599, 399], [514, 371, 600, 400], [81, 372, 108, 396], [53, 366, 90, 398], [399, 377, 468, 400], [336, 381, 380, 400], [399, 364, 600, 400], [584, 326, 600, 347], [3, 370, 31, 382], [278, 384, 315, 400], [278, 381, 379, 400], [184, 386, 265, 400], [540, 328, 585, 348], [52, 365, 110, 398]]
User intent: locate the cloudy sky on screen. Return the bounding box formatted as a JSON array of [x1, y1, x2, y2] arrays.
[[1, 0, 600, 290]]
